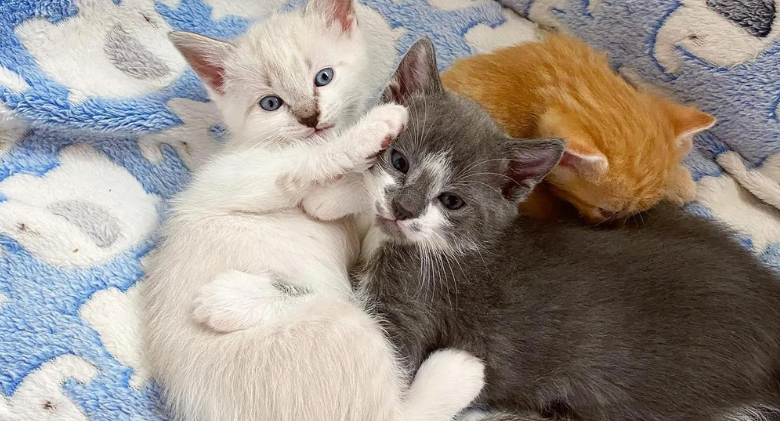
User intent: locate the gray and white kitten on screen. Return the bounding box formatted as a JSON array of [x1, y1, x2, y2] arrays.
[[357, 39, 780, 421]]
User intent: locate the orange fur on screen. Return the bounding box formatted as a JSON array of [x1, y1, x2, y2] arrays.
[[442, 34, 716, 223]]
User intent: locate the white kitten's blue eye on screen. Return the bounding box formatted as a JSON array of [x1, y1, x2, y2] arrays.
[[315, 68, 334, 87], [259, 96, 283, 111]]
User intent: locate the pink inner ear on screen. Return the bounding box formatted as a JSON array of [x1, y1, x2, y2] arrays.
[[328, 0, 355, 33], [186, 52, 225, 94], [335, 13, 354, 33], [558, 150, 607, 175], [502, 156, 552, 198]]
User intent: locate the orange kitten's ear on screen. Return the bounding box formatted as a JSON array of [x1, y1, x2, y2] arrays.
[[538, 109, 608, 176], [662, 100, 716, 154], [559, 140, 609, 176], [665, 165, 697, 204], [169, 32, 234, 95]]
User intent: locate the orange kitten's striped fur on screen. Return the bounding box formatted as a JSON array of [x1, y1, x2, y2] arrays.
[[442, 34, 716, 222]]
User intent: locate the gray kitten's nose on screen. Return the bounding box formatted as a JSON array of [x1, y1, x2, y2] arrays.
[[392, 201, 414, 221]]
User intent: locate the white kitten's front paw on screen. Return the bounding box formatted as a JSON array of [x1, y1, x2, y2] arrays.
[[347, 103, 409, 171], [405, 349, 485, 420], [365, 103, 408, 139], [192, 270, 285, 333], [301, 186, 345, 221]]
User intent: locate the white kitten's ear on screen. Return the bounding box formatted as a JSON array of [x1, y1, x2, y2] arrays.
[[501, 138, 565, 202], [306, 0, 356, 33], [169, 31, 234, 95], [382, 38, 442, 104]]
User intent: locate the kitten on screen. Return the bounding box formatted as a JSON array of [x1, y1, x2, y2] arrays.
[[143, 2, 484, 421], [358, 39, 780, 421], [441, 34, 716, 223]]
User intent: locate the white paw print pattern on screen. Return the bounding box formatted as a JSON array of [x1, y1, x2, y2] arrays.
[[464, 8, 541, 54], [80, 282, 149, 390], [0, 65, 30, 94], [138, 98, 222, 170], [654, 0, 780, 73], [0, 144, 161, 268], [526, 0, 569, 30], [0, 103, 28, 156], [717, 151, 780, 212], [0, 65, 30, 156], [696, 172, 780, 253], [0, 355, 97, 421], [525, 0, 606, 31], [156, 0, 286, 21], [14, 0, 186, 104]]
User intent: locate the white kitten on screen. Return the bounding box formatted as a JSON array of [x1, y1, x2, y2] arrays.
[[143, 1, 484, 421]]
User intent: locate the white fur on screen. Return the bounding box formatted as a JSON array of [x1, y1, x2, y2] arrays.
[[722, 405, 780, 421], [144, 3, 484, 421]]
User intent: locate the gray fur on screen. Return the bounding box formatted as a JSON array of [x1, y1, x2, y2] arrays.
[[105, 25, 171, 80], [707, 0, 775, 38], [48, 200, 120, 247], [359, 40, 780, 421]]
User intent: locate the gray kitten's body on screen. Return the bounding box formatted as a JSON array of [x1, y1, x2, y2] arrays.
[[358, 39, 780, 421], [363, 208, 780, 420]]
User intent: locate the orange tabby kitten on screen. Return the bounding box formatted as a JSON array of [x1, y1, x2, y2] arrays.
[[442, 34, 716, 222]]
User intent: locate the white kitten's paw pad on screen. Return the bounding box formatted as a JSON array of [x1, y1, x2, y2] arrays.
[[348, 104, 409, 170], [191, 270, 285, 333], [365, 103, 409, 142]]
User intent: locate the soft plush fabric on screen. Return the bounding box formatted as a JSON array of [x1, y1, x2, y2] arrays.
[[499, 0, 780, 271], [0, 0, 538, 419]]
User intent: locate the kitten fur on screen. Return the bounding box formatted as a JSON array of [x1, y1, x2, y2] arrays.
[[442, 34, 716, 223], [143, 3, 484, 421], [359, 39, 780, 421]]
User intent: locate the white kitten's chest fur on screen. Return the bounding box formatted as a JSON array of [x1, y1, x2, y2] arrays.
[[179, 207, 358, 293]]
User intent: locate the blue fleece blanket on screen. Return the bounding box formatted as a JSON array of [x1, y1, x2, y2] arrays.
[[0, 0, 536, 419]]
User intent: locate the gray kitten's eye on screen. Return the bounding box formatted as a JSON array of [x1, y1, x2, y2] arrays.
[[259, 96, 283, 111], [439, 193, 465, 210], [391, 149, 409, 174], [315, 68, 334, 87]]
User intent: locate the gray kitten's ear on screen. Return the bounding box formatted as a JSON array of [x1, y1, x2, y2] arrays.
[[382, 38, 442, 104], [306, 0, 356, 33], [500, 138, 565, 202], [169, 31, 234, 95]]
